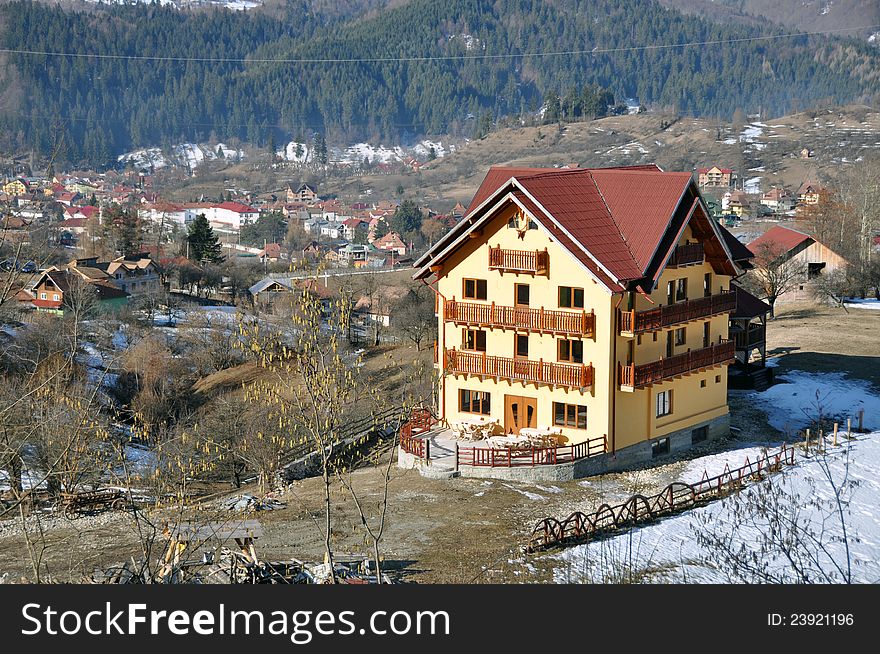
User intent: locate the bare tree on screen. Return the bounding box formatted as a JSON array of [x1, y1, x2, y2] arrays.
[[742, 241, 807, 318]]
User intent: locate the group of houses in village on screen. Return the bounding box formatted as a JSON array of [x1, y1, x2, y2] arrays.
[[697, 165, 829, 221]]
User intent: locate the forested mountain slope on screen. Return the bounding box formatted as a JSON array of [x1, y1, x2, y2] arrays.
[[1, 0, 878, 167]]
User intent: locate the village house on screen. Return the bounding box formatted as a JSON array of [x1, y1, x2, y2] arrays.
[[2, 178, 28, 197], [287, 183, 319, 204], [722, 190, 750, 217], [67, 254, 163, 298], [28, 268, 129, 315], [411, 164, 746, 477], [796, 181, 827, 206], [373, 231, 407, 256], [760, 187, 796, 214], [697, 166, 736, 189], [337, 243, 371, 267], [747, 225, 848, 303], [200, 201, 259, 232]]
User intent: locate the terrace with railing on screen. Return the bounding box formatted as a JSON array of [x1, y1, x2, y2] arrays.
[[444, 348, 593, 390], [667, 242, 704, 267], [457, 435, 607, 468], [618, 290, 736, 334], [618, 340, 735, 389], [488, 246, 549, 275], [445, 299, 594, 337]]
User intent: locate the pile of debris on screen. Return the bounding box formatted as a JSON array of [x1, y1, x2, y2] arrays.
[[220, 493, 285, 512], [91, 520, 392, 584]]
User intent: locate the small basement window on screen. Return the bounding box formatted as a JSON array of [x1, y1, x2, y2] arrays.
[[692, 426, 708, 444], [652, 437, 670, 458]]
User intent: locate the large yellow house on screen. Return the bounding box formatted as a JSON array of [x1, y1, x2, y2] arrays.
[[413, 165, 750, 467]]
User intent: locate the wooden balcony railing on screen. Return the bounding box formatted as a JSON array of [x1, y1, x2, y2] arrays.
[[618, 340, 735, 389], [444, 348, 593, 389], [445, 299, 594, 337], [668, 242, 704, 267], [488, 246, 549, 275], [618, 290, 736, 334], [458, 435, 607, 468], [733, 325, 766, 350]]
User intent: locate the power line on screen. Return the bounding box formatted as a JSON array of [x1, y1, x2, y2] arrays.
[[0, 24, 878, 65]]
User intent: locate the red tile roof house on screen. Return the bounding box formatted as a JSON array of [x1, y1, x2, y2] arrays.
[[747, 225, 849, 305], [373, 231, 407, 256], [29, 268, 129, 315], [409, 164, 748, 479]]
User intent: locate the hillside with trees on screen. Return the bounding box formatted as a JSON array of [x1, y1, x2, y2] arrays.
[[1, 0, 879, 168]]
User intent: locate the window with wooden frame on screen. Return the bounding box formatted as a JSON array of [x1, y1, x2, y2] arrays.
[[515, 283, 530, 307], [558, 286, 585, 309], [675, 278, 688, 302], [557, 338, 584, 363], [666, 280, 675, 305], [674, 327, 686, 346], [703, 272, 712, 298], [463, 278, 488, 300], [553, 402, 587, 429], [515, 333, 529, 358], [656, 389, 673, 417], [703, 322, 711, 348], [460, 389, 491, 415], [462, 328, 487, 352]]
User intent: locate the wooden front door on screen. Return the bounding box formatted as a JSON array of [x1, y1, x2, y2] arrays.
[[504, 395, 537, 434]]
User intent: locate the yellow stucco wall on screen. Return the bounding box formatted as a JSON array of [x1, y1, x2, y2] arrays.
[[434, 201, 731, 451]]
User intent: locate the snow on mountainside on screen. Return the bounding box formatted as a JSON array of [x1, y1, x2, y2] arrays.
[[277, 139, 451, 165], [118, 143, 244, 170]]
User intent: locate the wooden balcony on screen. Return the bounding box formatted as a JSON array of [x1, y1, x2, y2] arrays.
[[488, 246, 548, 275], [618, 290, 736, 335], [618, 340, 735, 389], [444, 348, 593, 390], [733, 325, 766, 350], [444, 299, 594, 337], [667, 242, 704, 267]]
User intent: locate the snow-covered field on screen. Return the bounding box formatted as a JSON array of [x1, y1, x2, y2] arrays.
[[549, 367, 880, 583]]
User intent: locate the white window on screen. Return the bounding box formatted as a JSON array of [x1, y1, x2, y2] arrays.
[[53, 294, 60, 301], [656, 390, 672, 417], [40, 292, 47, 300]]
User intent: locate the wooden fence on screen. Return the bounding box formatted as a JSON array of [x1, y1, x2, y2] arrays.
[[526, 443, 796, 552]]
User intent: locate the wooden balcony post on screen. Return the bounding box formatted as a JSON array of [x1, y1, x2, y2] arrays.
[[539, 306, 544, 332]]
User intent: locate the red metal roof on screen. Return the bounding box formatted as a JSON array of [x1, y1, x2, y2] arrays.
[[747, 225, 812, 255], [472, 165, 691, 282], [216, 201, 257, 213], [590, 169, 692, 272]]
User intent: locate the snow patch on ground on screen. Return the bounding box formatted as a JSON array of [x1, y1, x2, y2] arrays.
[[743, 176, 762, 193], [552, 432, 880, 583], [502, 484, 546, 501], [844, 298, 880, 311], [750, 370, 880, 432]]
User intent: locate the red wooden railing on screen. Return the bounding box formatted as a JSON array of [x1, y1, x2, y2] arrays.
[[433, 341, 439, 364], [458, 435, 607, 468], [618, 290, 736, 334], [445, 299, 594, 337], [667, 242, 704, 267], [399, 408, 437, 460], [445, 348, 593, 389], [488, 246, 549, 274], [619, 340, 735, 388]]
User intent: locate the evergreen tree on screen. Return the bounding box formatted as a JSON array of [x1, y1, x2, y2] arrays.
[[390, 199, 423, 237], [187, 213, 224, 264]]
